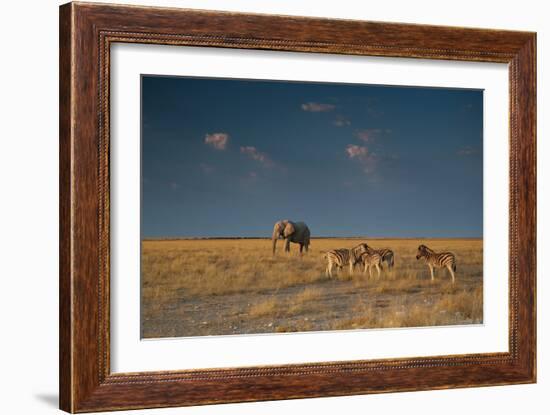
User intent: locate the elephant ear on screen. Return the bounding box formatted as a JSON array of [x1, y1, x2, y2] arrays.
[[283, 222, 295, 238]]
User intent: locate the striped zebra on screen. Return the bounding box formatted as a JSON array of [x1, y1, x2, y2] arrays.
[[324, 244, 368, 278], [353, 243, 394, 272], [359, 251, 382, 278], [415, 244, 457, 283]]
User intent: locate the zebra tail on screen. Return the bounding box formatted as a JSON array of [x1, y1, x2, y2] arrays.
[[453, 263, 457, 272]]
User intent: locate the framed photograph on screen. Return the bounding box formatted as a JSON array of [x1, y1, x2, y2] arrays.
[[59, 2, 536, 412]]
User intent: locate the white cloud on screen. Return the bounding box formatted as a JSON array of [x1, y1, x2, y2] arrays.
[[204, 132, 229, 150], [301, 102, 336, 112]]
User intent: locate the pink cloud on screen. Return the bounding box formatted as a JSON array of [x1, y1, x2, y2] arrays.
[[345, 144, 378, 173], [204, 132, 229, 150], [301, 102, 336, 112], [346, 144, 369, 159], [355, 130, 375, 142], [354, 128, 391, 142], [240, 146, 272, 165]]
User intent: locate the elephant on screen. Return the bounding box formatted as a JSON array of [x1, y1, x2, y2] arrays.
[[272, 220, 310, 255]]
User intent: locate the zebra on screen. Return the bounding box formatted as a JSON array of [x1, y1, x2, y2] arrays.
[[324, 244, 368, 278], [415, 244, 456, 283], [359, 251, 382, 278], [355, 243, 395, 271]]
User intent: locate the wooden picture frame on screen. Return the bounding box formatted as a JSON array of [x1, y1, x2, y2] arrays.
[[59, 2, 536, 412]]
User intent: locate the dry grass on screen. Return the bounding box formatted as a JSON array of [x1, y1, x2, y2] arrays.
[[247, 287, 324, 320], [141, 238, 483, 337], [142, 239, 326, 299], [249, 297, 279, 318], [333, 284, 483, 330]]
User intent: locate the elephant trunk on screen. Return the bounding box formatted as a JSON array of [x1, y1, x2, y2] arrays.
[[272, 232, 279, 255]]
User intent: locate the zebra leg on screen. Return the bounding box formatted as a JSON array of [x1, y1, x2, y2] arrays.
[[429, 265, 435, 281], [363, 263, 368, 275], [376, 264, 381, 278], [349, 262, 354, 276], [447, 265, 456, 284], [368, 266, 373, 279]]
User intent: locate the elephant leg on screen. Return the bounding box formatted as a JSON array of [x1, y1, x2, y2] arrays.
[[284, 238, 291, 253], [299, 243, 304, 256]]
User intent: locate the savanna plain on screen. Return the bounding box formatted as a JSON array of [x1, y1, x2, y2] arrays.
[[141, 238, 482, 338]]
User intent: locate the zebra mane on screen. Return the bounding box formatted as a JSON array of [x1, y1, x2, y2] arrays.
[[352, 243, 369, 254], [419, 244, 434, 253], [353, 242, 369, 250]]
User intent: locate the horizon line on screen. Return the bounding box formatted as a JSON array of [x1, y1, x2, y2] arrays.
[[141, 236, 483, 241]]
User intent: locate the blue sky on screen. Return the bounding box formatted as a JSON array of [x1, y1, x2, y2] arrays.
[[141, 75, 483, 238]]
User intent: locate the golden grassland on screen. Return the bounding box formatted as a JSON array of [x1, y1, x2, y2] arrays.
[[141, 238, 483, 338]]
